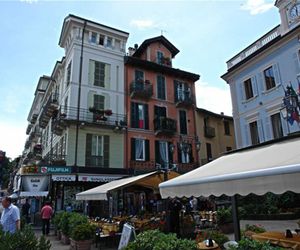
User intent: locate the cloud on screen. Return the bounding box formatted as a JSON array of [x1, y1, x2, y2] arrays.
[[241, 0, 274, 15], [130, 19, 156, 29], [195, 80, 232, 116], [20, 0, 38, 3], [0, 122, 27, 159]]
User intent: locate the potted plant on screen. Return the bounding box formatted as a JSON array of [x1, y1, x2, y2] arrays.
[[70, 223, 96, 250], [52, 211, 64, 239], [216, 207, 234, 234], [59, 212, 73, 244]]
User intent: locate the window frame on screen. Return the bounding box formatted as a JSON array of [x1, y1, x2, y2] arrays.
[[244, 78, 254, 100], [249, 120, 260, 145], [135, 139, 145, 161], [263, 66, 276, 90], [271, 113, 283, 139], [157, 75, 166, 100]]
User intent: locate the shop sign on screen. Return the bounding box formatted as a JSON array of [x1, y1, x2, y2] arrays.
[[40, 166, 71, 174], [21, 176, 49, 192], [52, 175, 76, 182], [78, 175, 121, 182], [22, 165, 39, 174]]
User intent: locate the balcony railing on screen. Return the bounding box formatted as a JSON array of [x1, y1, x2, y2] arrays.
[[30, 114, 38, 124], [43, 154, 66, 165], [52, 106, 126, 131], [175, 90, 194, 108], [38, 93, 59, 129], [177, 163, 198, 174], [157, 57, 172, 67], [204, 126, 216, 138], [26, 124, 33, 135], [130, 80, 153, 100], [154, 116, 177, 136], [130, 160, 156, 172]]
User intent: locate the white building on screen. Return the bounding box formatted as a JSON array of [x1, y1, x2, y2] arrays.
[[222, 0, 300, 149]]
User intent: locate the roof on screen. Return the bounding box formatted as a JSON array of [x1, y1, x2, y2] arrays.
[[196, 108, 233, 120], [159, 133, 300, 198], [133, 35, 180, 58], [221, 24, 300, 80], [59, 14, 129, 46], [125, 56, 200, 82]]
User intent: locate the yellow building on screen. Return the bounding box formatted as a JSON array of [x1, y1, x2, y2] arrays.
[[196, 108, 236, 165]]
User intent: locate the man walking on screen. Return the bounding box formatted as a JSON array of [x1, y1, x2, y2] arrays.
[[41, 201, 53, 235], [0, 196, 20, 233]]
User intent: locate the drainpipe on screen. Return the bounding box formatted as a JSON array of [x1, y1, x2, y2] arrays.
[[74, 21, 87, 167]]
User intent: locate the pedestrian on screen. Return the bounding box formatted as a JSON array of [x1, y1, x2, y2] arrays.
[[65, 203, 72, 212], [168, 198, 182, 237], [41, 201, 53, 235], [22, 199, 31, 224], [0, 196, 20, 233]]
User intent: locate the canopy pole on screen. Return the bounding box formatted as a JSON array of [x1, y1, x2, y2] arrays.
[[231, 195, 240, 241]]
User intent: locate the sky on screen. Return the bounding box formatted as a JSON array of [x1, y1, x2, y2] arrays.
[[0, 0, 279, 159]]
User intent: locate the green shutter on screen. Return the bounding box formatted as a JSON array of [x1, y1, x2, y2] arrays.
[[179, 110, 187, 134], [88, 60, 95, 85], [131, 138, 135, 160], [145, 139, 150, 161], [85, 134, 92, 166], [144, 104, 149, 130], [174, 80, 179, 102], [94, 95, 105, 109], [104, 64, 111, 89], [103, 135, 109, 167]]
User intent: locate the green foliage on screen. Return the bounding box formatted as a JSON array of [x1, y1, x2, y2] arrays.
[[0, 225, 51, 250], [227, 237, 283, 250], [68, 212, 88, 236], [59, 212, 73, 236], [124, 230, 197, 250], [196, 229, 229, 247], [216, 207, 232, 225], [71, 223, 95, 241], [244, 224, 266, 233], [52, 211, 64, 230]]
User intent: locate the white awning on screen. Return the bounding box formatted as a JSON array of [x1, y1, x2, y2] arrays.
[[159, 136, 300, 198], [20, 191, 49, 197], [76, 171, 180, 201]]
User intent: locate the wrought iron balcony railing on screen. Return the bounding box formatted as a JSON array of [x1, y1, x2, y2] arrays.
[[175, 90, 195, 108], [154, 116, 177, 136], [130, 80, 153, 100], [38, 93, 59, 129]]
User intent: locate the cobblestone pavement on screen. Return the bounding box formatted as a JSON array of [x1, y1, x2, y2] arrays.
[[34, 219, 299, 249]]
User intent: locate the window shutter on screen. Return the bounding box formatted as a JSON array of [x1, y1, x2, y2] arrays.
[[88, 60, 95, 85], [179, 110, 187, 134], [189, 145, 194, 163], [103, 135, 109, 167], [85, 134, 92, 166], [145, 139, 150, 161], [131, 138, 136, 161], [258, 72, 265, 92], [252, 76, 258, 97], [104, 64, 111, 89], [292, 52, 300, 74], [157, 75, 165, 100], [144, 104, 149, 129], [168, 142, 173, 164], [94, 95, 105, 110], [131, 102, 138, 128], [155, 141, 160, 166], [174, 80, 179, 102], [264, 116, 271, 140], [273, 63, 281, 85], [177, 146, 182, 163]]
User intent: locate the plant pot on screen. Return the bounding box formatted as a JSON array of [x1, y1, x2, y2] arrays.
[[61, 233, 70, 245], [57, 230, 62, 240], [70, 238, 92, 250], [219, 222, 234, 234]]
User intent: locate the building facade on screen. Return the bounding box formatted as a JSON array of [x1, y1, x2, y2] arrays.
[[195, 108, 236, 165], [124, 36, 200, 174], [222, 0, 300, 149], [21, 15, 131, 213]]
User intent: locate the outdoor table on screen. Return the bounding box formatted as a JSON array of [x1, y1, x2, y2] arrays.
[[197, 242, 221, 250], [252, 231, 300, 250]]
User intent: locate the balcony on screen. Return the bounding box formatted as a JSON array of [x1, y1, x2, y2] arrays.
[[38, 93, 59, 129], [52, 106, 126, 131], [175, 91, 194, 108], [26, 124, 33, 135], [177, 163, 199, 174], [130, 80, 153, 100], [154, 117, 177, 136], [157, 56, 172, 67], [30, 114, 38, 124], [204, 126, 216, 138], [130, 160, 156, 172], [43, 154, 66, 166], [29, 126, 42, 142]]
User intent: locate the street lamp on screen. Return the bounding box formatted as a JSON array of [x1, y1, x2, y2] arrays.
[[195, 136, 201, 152]]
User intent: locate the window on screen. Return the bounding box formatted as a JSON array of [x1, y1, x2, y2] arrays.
[[107, 36, 113, 48], [131, 102, 149, 129], [157, 75, 166, 100], [99, 34, 104, 45], [154, 106, 166, 118], [249, 121, 260, 145], [179, 110, 187, 134], [178, 143, 192, 164], [224, 120, 230, 135], [135, 70, 144, 82], [174, 80, 190, 102], [130, 138, 149, 161], [157, 51, 163, 64], [91, 32, 97, 43], [271, 113, 283, 139], [66, 61, 72, 85], [89, 60, 111, 87], [264, 66, 276, 90], [86, 134, 109, 167], [244, 78, 254, 100], [206, 143, 212, 162], [155, 141, 171, 169]]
